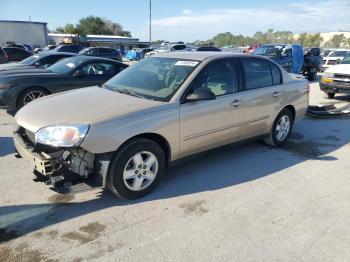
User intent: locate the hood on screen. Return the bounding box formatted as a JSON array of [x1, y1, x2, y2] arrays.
[[15, 87, 165, 133], [0, 68, 57, 77], [325, 64, 350, 74], [0, 64, 35, 73]]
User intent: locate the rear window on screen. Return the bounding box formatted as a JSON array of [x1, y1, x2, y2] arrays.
[[242, 58, 272, 90], [100, 48, 113, 54]]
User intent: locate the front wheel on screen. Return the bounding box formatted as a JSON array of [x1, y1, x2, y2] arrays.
[[264, 108, 293, 147], [107, 138, 166, 199], [17, 87, 49, 109]]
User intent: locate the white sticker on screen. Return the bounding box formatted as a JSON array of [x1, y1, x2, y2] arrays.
[[66, 62, 76, 68], [34, 55, 39, 58], [175, 61, 199, 67]]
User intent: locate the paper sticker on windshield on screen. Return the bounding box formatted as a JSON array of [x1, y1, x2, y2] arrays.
[[175, 61, 199, 67], [66, 62, 76, 68]]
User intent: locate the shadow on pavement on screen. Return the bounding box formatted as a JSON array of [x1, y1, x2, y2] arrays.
[[1, 117, 350, 242], [0, 137, 15, 157]]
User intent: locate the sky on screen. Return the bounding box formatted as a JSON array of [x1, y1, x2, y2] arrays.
[[0, 0, 349, 42]]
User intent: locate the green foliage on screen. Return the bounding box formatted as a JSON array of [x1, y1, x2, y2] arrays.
[[53, 16, 131, 37], [323, 34, 348, 48], [296, 33, 323, 47]]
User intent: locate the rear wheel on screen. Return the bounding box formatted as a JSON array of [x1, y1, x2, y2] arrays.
[[107, 138, 165, 199], [17, 87, 49, 108], [264, 108, 293, 147], [327, 92, 335, 99]]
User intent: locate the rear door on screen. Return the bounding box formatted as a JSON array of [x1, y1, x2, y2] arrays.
[[179, 58, 246, 157], [238, 58, 284, 140]]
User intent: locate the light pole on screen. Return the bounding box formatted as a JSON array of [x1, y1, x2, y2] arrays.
[[149, 0, 152, 45]]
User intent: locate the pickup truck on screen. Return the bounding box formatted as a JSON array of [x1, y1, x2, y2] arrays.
[[254, 44, 322, 80]]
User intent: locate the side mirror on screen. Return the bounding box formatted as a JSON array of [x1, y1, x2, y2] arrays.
[[186, 89, 216, 102], [34, 62, 41, 67], [74, 70, 85, 77]]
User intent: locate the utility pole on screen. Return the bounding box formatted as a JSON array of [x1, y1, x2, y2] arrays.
[[149, 0, 152, 45]]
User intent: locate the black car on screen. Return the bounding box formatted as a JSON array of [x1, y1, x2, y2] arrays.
[[0, 52, 77, 72], [0, 47, 8, 64], [52, 44, 83, 53], [79, 47, 122, 61], [3, 47, 31, 62], [0, 56, 128, 109], [196, 46, 221, 52]]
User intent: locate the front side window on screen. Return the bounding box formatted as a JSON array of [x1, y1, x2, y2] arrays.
[[48, 57, 80, 74], [242, 58, 272, 90], [329, 51, 349, 57], [190, 60, 239, 96], [80, 62, 117, 75], [104, 57, 198, 101]]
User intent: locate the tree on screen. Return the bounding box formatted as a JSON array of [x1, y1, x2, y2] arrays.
[[211, 32, 234, 47], [323, 34, 346, 48], [53, 16, 131, 36]]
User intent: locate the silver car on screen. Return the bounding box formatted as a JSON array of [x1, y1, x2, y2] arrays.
[[13, 52, 309, 199]]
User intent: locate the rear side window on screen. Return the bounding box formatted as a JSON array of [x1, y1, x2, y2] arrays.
[[270, 63, 282, 85], [242, 58, 272, 90]]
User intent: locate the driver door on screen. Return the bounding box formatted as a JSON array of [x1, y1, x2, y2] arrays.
[[179, 59, 245, 158]]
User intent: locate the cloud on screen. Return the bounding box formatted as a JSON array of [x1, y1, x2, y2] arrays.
[[149, 0, 350, 41], [182, 9, 192, 15]]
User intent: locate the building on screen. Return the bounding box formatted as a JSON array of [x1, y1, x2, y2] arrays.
[[0, 20, 48, 48], [48, 33, 149, 54]]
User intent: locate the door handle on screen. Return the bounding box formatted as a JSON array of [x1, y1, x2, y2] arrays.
[[272, 91, 282, 97], [231, 99, 243, 107]]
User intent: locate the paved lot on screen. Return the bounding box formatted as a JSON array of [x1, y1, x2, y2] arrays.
[[1, 78, 350, 262]]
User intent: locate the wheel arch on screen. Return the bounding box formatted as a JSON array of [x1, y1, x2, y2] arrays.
[[118, 132, 171, 164], [283, 104, 296, 121], [16, 86, 51, 108]]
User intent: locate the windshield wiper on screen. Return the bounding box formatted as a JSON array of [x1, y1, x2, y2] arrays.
[[115, 88, 146, 99]]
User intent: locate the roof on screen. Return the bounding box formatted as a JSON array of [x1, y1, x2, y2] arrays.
[[0, 20, 47, 25], [154, 51, 252, 61], [38, 51, 78, 57]]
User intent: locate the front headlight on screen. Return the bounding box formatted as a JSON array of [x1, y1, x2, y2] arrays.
[[323, 72, 334, 78], [35, 124, 89, 147]]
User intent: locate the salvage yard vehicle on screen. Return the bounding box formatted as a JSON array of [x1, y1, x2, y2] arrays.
[[0, 56, 127, 109], [3, 47, 31, 62], [145, 44, 187, 57], [79, 47, 122, 62], [0, 52, 77, 72], [320, 54, 350, 98], [254, 44, 321, 80], [13, 52, 309, 199], [321, 50, 350, 72]]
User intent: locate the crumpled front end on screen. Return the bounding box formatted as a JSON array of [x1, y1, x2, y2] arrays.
[[13, 125, 109, 193]]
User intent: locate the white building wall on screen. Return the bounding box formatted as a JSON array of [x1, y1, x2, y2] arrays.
[[0, 21, 48, 48]]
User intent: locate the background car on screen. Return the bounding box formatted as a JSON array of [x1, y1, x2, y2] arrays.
[[196, 46, 221, 52], [6, 43, 34, 55], [79, 47, 122, 61], [321, 49, 350, 71], [320, 54, 350, 98], [0, 47, 9, 64], [3, 47, 31, 62], [51, 44, 83, 53], [0, 52, 77, 72], [0, 56, 128, 109]]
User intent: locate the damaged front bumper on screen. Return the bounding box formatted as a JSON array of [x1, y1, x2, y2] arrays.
[[13, 126, 110, 194]]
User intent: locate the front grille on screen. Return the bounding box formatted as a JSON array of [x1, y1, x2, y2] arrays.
[[334, 74, 350, 80]]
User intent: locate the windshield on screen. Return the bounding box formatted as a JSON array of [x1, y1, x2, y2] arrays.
[[79, 48, 89, 54], [329, 51, 349, 57], [341, 55, 350, 64], [47, 57, 78, 74], [19, 55, 39, 65], [254, 46, 284, 58], [104, 57, 199, 102]]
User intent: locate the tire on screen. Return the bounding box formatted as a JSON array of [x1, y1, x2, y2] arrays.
[[17, 87, 50, 109], [264, 108, 294, 147], [107, 138, 166, 199], [327, 93, 335, 99]]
